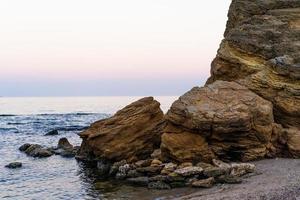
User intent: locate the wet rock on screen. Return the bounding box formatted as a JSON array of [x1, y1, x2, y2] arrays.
[[5, 162, 22, 169], [44, 130, 59, 136], [191, 177, 215, 188], [148, 181, 171, 190], [19, 143, 31, 151], [77, 97, 165, 163], [22, 144, 53, 158], [58, 138, 73, 150], [174, 166, 203, 177], [126, 177, 149, 186]]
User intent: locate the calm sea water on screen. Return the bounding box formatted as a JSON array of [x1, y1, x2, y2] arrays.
[[0, 96, 186, 200]]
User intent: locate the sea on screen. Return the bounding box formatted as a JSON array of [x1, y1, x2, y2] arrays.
[[0, 96, 191, 200]]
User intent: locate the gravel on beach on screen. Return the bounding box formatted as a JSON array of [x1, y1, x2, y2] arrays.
[[166, 158, 300, 200]]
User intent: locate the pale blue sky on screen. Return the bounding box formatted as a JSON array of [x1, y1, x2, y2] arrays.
[[0, 0, 231, 96]]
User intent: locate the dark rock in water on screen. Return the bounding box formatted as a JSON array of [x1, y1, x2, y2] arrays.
[[77, 97, 165, 163], [47, 139, 78, 158], [126, 177, 149, 186], [148, 181, 171, 190], [58, 138, 73, 150], [19, 143, 31, 151], [44, 130, 59, 136], [20, 144, 53, 158], [5, 162, 22, 169]]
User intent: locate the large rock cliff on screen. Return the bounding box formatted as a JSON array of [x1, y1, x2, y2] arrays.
[[207, 0, 300, 128], [161, 0, 300, 162]]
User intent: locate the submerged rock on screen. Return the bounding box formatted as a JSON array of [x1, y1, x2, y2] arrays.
[[77, 97, 165, 162], [20, 144, 53, 158], [44, 130, 59, 136], [5, 162, 22, 169]]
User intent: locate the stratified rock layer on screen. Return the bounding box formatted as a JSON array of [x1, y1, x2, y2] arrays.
[[207, 0, 300, 129], [77, 97, 165, 163], [161, 81, 276, 162]]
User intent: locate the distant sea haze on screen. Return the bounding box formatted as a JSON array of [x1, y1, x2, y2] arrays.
[[0, 96, 178, 115]]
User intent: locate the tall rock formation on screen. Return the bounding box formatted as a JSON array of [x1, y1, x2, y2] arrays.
[[207, 0, 300, 128], [161, 0, 300, 163]]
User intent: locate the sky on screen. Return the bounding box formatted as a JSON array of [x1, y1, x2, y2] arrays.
[[0, 0, 231, 96]]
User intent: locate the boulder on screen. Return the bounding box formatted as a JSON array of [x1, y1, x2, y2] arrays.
[[162, 81, 275, 162], [77, 97, 165, 162], [20, 144, 53, 158], [58, 138, 73, 150]]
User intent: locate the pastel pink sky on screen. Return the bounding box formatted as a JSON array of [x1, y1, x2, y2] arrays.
[[0, 0, 231, 96]]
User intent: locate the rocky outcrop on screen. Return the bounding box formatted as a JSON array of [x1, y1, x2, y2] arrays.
[[161, 81, 276, 162], [207, 0, 300, 129], [161, 0, 300, 163], [76, 97, 165, 163]]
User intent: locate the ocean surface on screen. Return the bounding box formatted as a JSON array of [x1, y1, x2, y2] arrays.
[[0, 96, 181, 200]]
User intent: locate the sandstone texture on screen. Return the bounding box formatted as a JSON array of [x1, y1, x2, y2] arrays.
[[162, 81, 275, 162], [76, 97, 165, 163], [207, 0, 300, 129], [161, 0, 300, 163]]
